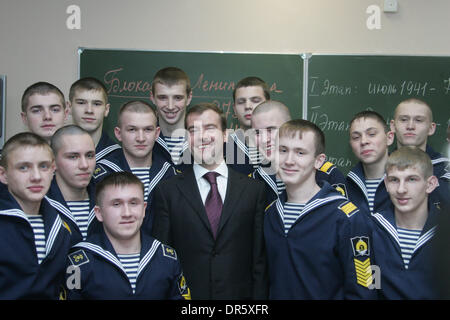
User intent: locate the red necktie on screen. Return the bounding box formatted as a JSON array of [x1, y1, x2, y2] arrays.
[[203, 172, 223, 238]]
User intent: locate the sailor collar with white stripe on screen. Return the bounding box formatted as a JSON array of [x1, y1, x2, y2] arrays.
[[273, 183, 348, 229], [156, 136, 189, 156], [45, 195, 96, 232], [96, 157, 172, 199], [256, 166, 278, 195], [347, 163, 386, 202], [73, 238, 162, 286], [371, 203, 440, 256], [0, 205, 65, 260]]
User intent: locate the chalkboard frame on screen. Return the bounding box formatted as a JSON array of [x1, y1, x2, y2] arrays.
[[0, 75, 5, 149], [303, 52, 450, 119], [78, 47, 304, 134], [304, 53, 450, 174]]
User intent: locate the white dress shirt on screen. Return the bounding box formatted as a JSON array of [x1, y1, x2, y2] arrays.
[[193, 161, 228, 205]]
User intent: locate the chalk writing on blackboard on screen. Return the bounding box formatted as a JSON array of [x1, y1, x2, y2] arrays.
[[309, 77, 356, 96], [326, 155, 353, 168], [104, 68, 152, 98], [368, 81, 432, 97], [444, 78, 450, 94], [310, 107, 350, 132]]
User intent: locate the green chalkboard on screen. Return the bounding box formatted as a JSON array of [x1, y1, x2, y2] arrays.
[[79, 48, 303, 138], [307, 55, 450, 174]]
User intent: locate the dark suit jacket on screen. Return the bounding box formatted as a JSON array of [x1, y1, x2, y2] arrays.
[[151, 165, 268, 300]]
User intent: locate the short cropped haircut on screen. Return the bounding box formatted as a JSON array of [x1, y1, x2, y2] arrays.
[[117, 100, 157, 127], [21, 82, 65, 112], [395, 98, 433, 122], [95, 171, 144, 206], [185, 102, 227, 132], [51, 125, 91, 157], [252, 100, 292, 122], [69, 77, 108, 102], [278, 119, 325, 156], [233, 76, 271, 103], [0, 132, 53, 168], [385, 146, 433, 179], [349, 110, 388, 132], [151, 67, 191, 96]]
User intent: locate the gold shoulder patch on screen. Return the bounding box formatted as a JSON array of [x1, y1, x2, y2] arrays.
[[93, 164, 107, 179], [265, 199, 277, 212], [338, 201, 359, 217], [162, 244, 177, 260], [319, 161, 334, 174], [68, 249, 89, 267]]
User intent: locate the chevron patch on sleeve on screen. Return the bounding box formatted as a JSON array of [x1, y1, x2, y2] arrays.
[[354, 258, 373, 288]]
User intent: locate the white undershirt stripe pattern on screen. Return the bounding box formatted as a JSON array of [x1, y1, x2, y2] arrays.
[[365, 178, 382, 213], [397, 227, 421, 269], [28, 215, 46, 264], [117, 253, 140, 294], [131, 168, 150, 197], [248, 146, 262, 169], [276, 177, 286, 195], [67, 200, 90, 240], [283, 202, 305, 234], [165, 136, 185, 164]]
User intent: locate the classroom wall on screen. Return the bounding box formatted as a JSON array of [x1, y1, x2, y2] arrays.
[[1, 0, 449, 141]]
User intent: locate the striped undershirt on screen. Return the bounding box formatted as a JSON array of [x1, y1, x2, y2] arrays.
[[397, 227, 421, 269], [117, 253, 140, 294], [131, 167, 150, 196], [165, 136, 185, 163], [365, 178, 382, 213], [248, 146, 262, 170], [276, 177, 286, 195], [67, 200, 90, 240], [28, 215, 46, 264], [283, 202, 305, 235]]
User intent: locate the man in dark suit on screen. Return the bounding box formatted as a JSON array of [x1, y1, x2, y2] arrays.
[[152, 103, 268, 300]]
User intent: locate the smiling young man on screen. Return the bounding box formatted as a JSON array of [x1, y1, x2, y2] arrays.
[[346, 111, 395, 214], [68, 77, 120, 161], [250, 101, 346, 205], [66, 172, 190, 300], [94, 100, 176, 232], [263, 119, 375, 299], [370, 147, 440, 299], [150, 67, 192, 168], [21, 82, 68, 143], [0, 133, 73, 299], [226, 76, 271, 175], [46, 125, 98, 242], [152, 102, 268, 299]]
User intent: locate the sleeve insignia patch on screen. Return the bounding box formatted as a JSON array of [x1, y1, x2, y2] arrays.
[[351, 236, 370, 257], [339, 201, 359, 217], [319, 161, 335, 174], [69, 249, 89, 267], [162, 244, 177, 260], [178, 273, 191, 300], [93, 164, 107, 179], [354, 258, 373, 288], [332, 183, 348, 198]]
